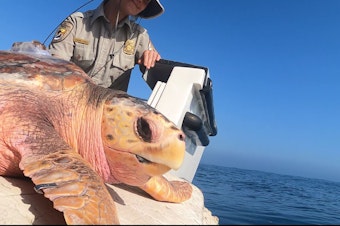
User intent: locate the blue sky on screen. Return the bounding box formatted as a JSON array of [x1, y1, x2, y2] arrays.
[[1, 0, 340, 182]]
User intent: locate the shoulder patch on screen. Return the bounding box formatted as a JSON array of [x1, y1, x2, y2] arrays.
[[52, 21, 73, 43]]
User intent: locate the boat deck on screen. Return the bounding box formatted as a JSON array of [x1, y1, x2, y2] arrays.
[[0, 173, 218, 225]]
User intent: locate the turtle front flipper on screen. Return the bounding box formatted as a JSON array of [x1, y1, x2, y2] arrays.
[[139, 175, 193, 203], [20, 150, 119, 225]]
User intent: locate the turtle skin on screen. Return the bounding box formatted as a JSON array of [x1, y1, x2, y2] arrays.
[[0, 51, 192, 224]]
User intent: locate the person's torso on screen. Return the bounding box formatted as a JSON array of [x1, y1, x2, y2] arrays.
[[71, 10, 147, 89]]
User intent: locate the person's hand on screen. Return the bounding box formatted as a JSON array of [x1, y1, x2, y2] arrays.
[[138, 49, 161, 69]]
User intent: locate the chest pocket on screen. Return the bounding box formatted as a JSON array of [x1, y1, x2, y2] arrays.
[[111, 37, 139, 71], [111, 50, 136, 72], [72, 42, 95, 71]]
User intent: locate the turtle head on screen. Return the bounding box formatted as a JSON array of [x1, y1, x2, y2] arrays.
[[101, 94, 186, 186]]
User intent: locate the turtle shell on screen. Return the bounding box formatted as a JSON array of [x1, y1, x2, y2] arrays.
[[0, 51, 92, 91]]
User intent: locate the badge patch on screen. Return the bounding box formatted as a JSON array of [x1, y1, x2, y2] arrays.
[[123, 39, 136, 55], [52, 21, 73, 43]]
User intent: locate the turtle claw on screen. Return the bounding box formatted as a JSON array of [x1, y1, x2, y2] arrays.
[[34, 182, 58, 194]]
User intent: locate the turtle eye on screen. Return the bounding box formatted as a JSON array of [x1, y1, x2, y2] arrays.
[[137, 117, 152, 142]]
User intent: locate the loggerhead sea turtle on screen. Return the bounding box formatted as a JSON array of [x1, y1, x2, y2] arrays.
[[0, 49, 192, 224]]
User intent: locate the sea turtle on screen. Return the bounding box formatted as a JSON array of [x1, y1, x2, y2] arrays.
[[0, 49, 192, 224]]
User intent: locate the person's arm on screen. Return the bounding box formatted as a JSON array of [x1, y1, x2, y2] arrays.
[[48, 14, 79, 61]]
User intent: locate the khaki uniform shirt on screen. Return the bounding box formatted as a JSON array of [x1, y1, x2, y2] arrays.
[[48, 1, 155, 91]]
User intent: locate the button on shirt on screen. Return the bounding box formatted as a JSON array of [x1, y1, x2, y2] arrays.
[[48, 1, 155, 91]]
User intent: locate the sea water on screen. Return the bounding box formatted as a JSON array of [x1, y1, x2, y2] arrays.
[[193, 163, 340, 225]]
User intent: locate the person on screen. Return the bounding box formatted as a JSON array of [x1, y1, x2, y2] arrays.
[[48, 0, 163, 91]]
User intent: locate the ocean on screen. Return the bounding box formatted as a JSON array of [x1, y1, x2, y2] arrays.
[[192, 163, 340, 225]]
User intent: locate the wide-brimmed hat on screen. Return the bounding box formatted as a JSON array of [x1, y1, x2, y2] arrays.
[[138, 0, 164, 19]]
